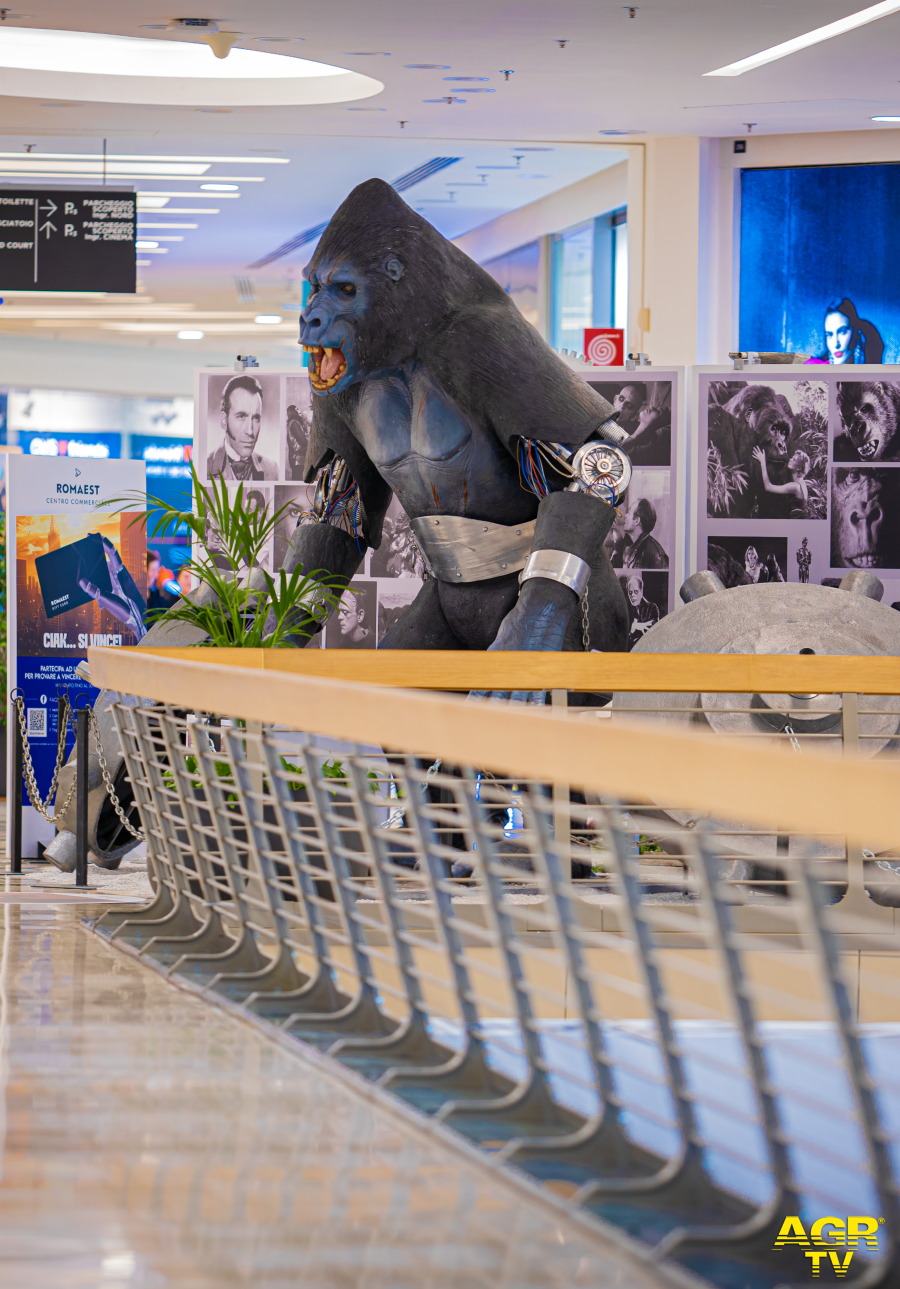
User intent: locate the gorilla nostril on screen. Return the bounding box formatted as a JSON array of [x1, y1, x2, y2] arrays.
[[308, 317, 322, 329]]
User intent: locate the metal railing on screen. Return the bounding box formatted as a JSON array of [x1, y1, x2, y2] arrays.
[[80, 647, 900, 1287]]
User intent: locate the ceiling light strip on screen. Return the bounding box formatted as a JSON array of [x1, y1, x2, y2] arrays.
[[0, 152, 287, 163], [705, 0, 900, 75]]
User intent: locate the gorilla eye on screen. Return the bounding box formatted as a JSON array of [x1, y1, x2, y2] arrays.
[[340, 283, 356, 297]]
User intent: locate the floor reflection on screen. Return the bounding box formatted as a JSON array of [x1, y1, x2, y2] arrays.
[[0, 902, 655, 1288]]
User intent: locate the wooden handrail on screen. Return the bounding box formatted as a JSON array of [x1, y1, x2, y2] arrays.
[[135, 646, 900, 695], [89, 646, 900, 851]]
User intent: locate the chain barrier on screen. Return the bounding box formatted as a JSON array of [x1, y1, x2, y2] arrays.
[[581, 584, 590, 652], [13, 694, 77, 823], [87, 706, 144, 841], [12, 693, 144, 842]]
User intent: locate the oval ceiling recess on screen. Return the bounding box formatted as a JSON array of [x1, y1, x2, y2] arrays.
[[0, 28, 384, 106]]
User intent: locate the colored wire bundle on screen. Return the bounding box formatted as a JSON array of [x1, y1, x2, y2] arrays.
[[517, 438, 552, 498]]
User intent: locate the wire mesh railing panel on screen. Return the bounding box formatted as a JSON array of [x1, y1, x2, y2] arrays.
[[84, 690, 900, 1289]]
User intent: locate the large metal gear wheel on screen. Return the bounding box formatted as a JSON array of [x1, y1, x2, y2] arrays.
[[611, 577, 900, 898]]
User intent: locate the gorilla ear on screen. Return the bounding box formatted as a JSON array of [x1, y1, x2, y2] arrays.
[[384, 257, 404, 283]]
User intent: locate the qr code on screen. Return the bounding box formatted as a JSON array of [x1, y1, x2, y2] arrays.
[[26, 708, 47, 738]]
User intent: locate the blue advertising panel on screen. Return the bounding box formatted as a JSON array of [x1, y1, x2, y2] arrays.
[[740, 163, 900, 364], [18, 429, 122, 460]]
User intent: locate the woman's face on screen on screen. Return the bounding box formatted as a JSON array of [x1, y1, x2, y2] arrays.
[[825, 311, 853, 364]]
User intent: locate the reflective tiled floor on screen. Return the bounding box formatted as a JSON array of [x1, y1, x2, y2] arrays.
[[0, 899, 666, 1289]]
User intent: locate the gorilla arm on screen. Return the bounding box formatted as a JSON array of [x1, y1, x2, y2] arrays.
[[424, 304, 624, 655], [280, 388, 393, 644]]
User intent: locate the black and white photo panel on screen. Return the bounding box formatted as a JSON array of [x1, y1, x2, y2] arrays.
[[325, 579, 378, 650], [285, 375, 313, 481], [834, 381, 900, 462], [696, 366, 900, 607], [587, 379, 672, 466], [273, 484, 310, 571], [706, 377, 827, 521], [707, 536, 789, 587], [377, 579, 422, 645], [198, 371, 284, 484], [605, 468, 671, 570], [369, 495, 428, 579], [619, 571, 669, 652], [831, 468, 900, 569]]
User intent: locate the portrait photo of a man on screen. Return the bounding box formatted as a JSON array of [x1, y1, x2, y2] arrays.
[[203, 373, 281, 483]]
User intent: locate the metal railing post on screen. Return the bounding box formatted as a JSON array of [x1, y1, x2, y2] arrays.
[[10, 693, 22, 874], [75, 704, 89, 888]]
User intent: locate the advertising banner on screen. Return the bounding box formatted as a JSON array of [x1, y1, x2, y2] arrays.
[[195, 365, 685, 652], [6, 455, 145, 856], [691, 364, 900, 606]]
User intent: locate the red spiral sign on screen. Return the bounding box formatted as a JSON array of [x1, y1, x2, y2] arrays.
[[584, 328, 624, 367]]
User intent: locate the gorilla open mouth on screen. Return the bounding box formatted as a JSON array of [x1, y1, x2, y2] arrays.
[[856, 434, 880, 460], [847, 553, 878, 567], [303, 344, 347, 390]]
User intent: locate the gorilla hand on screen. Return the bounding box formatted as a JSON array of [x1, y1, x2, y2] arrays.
[[468, 579, 577, 704]]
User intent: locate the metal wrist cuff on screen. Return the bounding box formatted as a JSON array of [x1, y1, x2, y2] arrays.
[[519, 549, 590, 597], [595, 416, 629, 447]]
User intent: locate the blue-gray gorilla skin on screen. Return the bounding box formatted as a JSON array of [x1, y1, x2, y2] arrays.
[[286, 178, 629, 663]]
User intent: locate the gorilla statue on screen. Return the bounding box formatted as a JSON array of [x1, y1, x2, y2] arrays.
[[44, 178, 634, 875], [285, 178, 630, 666]]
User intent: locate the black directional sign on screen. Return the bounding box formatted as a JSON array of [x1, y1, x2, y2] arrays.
[[0, 186, 136, 292]]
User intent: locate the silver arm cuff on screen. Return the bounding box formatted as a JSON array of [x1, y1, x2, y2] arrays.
[[519, 549, 590, 597], [594, 416, 629, 447]]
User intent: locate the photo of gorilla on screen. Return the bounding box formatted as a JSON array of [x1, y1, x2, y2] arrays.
[[831, 467, 900, 569], [706, 379, 827, 520], [834, 381, 900, 462], [286, 178, 631, 663], [707, 536, 788, 588]]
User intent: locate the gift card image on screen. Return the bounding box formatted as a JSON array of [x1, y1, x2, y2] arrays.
[[35, 533, 112, 619]]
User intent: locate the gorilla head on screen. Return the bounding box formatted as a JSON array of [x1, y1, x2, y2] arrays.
[[830, 468, 899, 568], [836, 382, 900, 461], [299, 178, 513, 397]]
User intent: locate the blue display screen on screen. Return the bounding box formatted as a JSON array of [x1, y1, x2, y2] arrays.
[[739, 163, 900, 363]]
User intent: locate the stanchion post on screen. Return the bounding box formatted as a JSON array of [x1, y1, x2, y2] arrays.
[[10, 695, 22, 875], [75, 705, 89, 888]]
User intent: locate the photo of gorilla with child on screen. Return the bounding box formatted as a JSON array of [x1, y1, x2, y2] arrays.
[[706, 379, 827, 520]]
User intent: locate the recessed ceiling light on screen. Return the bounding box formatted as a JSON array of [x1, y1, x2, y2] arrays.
[[178, 330, 204, 339], [444, 76, 488, 81], [599, 129, 645, 135], [705, 0, 900, 76], [255, 314, 282, 324], [451, 87, 494, 92], [201, 182, 239, 190], [424, 96, 465, 103], [405, 64, 450, 69], [0, 29, 381, 107], [136, 240, 159, 249], [257, 37, 304, 43], [872, 114, 900, 120]]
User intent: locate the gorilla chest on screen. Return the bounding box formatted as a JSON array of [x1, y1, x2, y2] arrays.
[[352, 367, 525, 520]]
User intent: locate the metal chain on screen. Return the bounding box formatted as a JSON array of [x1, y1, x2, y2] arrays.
[[13, 696, 77, 823], [87, 706, 145, 840], [581, 584, 590, 651]]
